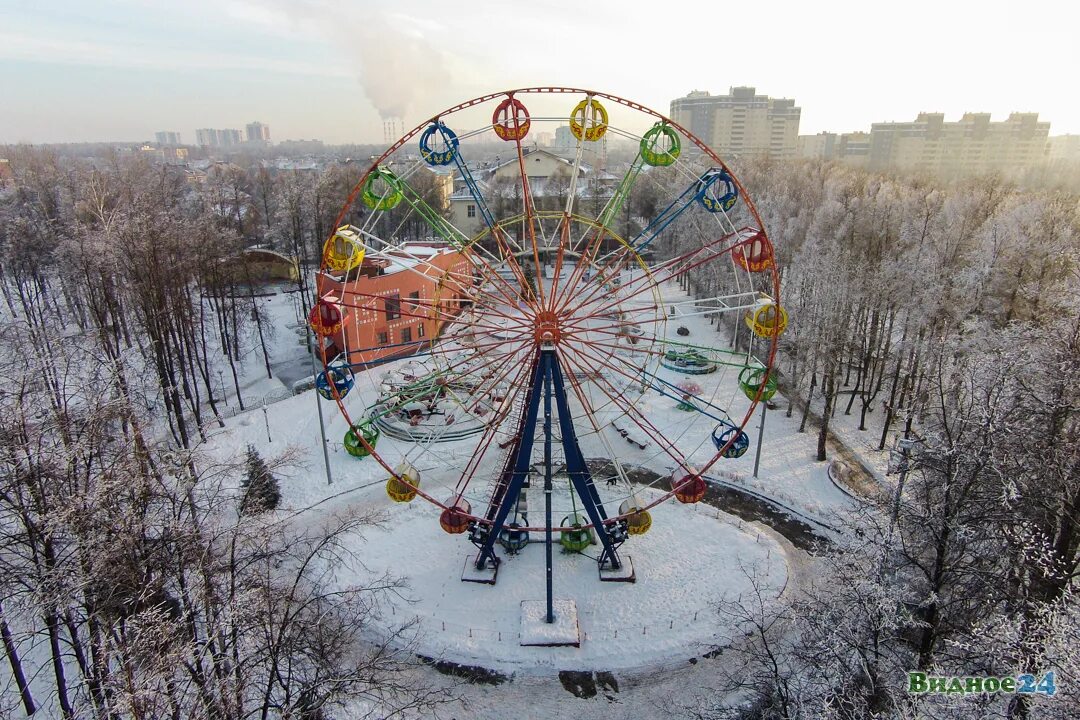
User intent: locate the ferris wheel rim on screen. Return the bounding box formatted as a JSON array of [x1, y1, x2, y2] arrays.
[[312, 87, 783, 530]]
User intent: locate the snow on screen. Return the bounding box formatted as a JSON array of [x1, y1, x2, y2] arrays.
[[520, 599, 580, 646], [328, 486, 787, 673], [197, 276, 847, 676]]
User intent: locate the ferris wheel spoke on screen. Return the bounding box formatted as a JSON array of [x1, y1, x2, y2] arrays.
[[428, 339, 527, 380], [451, 315, 533, 340], [453, 280, 536, 327], [562, 298, 754, 339], [556, 333, 659, 361], [549, 228, 633, 315], [427, 344, 531, 422], [430, 347, 530, 448], [562, 96, 592, 216], [507, 129, 548, 309], [380, 345, 530, 470], [444, 352, 525, 407], [563, 332, 752, 373], [350, 221, 532, 316], [559, 343, 696, 468], [479, 227, 548, 312], [459, 248, 533, 314], [552, 224, 658, 316], [556, 350, 638, 492], [573, 341, 732, 422], [549, 223, 616, 312], [335, 228, 517, 320], [451, 354, 537, 498], [452, 298, 535, 331], [546, 215, 577, 311], [557, 343, 691, 470], [573, 231, 748, 321]]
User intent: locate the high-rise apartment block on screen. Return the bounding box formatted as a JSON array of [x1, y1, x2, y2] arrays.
[[798, 132, 871, 167], [867, 112, 1048, 174], [1048, 135, 1080, 164], [670, 87, 801, 160], [799, 113, 1051, 176], [196, 128, 243, 148], [554, 125, 576, 152], [246, 121, 271, 144], [155, 131, 182, 145]]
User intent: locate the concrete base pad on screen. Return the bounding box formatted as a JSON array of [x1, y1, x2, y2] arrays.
[[520, 599, 580, 647], [599, 554, 636, 582], [461, 554, 499, 584]]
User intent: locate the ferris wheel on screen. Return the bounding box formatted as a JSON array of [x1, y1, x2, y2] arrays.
[[308, 88, 786, 584]]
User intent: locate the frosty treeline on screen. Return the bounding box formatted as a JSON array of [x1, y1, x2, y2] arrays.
[[0, 150, 451, 718], [1, 147, 1078, 718], [662, 160, 1080, 719]]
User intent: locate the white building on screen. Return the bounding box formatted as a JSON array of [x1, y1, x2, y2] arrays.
[[448, 148, 617, 234], [670, 87, 801, 160], [868, 112, 1049, 175], [246, 121, 271, 145]]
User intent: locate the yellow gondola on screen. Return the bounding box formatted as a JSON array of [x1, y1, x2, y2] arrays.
[[745, 296, 788, 338], [322, 225, 366, 272], [386, 461, 420, 502]]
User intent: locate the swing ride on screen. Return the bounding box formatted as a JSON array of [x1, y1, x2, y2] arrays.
[[307, 88, 786, 612]]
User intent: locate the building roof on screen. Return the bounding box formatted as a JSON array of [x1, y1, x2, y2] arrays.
[[366, 242, 458, 275], [484, 147, 592, 176]]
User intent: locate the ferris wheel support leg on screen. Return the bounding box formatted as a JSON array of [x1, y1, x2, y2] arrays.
[[548, 350, 627, 572], [472, 354, 548, 571], [471, 348, 627, 579]]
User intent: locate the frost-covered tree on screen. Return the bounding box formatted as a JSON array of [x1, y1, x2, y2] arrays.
[[240, 443, 282, 514]]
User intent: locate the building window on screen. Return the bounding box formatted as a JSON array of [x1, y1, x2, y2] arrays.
[[377, 331, 389, 345], [384, 294, 400, 320], [467, 204, 476, 218], [417, 323, 425, 338], [401, 326, 412, 343], [408, 290, 420, 309]]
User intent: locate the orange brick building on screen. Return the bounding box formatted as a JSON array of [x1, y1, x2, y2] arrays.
[[315, 242, 471, 367]]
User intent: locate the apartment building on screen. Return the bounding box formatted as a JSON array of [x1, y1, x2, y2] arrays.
[[670, 87, 801, 160]]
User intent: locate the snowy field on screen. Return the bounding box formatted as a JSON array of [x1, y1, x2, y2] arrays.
[[209, 279, 854, 522], [346, 485, 788, 673], [196, 277, 851, 695]]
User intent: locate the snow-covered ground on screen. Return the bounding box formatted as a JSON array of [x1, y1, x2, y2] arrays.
[[207, 279, 854, 521], [348, 486, 787, 673], [194, 277, 853, 714]]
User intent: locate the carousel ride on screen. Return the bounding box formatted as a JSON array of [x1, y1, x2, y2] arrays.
[[307, 88, 787, 629]]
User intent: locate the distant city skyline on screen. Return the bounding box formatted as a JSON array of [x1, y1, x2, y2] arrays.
[[2, 0, 1078, 145]]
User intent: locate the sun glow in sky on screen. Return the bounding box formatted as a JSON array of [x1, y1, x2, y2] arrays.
[[1, 0, 1077, 144]]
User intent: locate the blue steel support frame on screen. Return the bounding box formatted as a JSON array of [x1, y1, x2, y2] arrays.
[[631, 168, 729, 252], [474, 348, 623, 571]]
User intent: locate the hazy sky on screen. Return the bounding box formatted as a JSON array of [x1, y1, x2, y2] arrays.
[[2, 0, 1077, 144]]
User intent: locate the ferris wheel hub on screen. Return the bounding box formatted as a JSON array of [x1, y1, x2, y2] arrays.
[[534, 310, 562, 344]]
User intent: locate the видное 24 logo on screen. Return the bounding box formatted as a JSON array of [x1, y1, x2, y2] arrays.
[[908, 671, 1057, 696]]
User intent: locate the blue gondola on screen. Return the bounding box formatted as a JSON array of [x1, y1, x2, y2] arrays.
[[419, 122, 459, 166], [316, 363, 355, 400], [697, 169, 739, 213], [712, 420, 750, 458], [499, 517, 530, 553]]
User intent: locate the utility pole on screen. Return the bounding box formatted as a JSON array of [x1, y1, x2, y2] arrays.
[[890, 425, 915, 531], [753, 400, 767, 478], [307, 327, 333, 485]]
